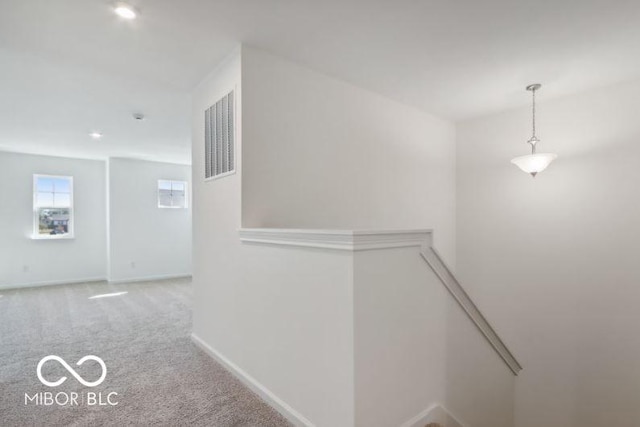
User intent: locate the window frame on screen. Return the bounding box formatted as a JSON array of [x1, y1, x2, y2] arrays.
[[157, 179, 189, 209], [32, 174, 74, 240]]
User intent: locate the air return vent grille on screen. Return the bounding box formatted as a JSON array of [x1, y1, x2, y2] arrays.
[[205, 90, 235, 179]]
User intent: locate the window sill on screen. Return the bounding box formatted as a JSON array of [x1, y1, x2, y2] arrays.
[[31, 234, 75, 240]]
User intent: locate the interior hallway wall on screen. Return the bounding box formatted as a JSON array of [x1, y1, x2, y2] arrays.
[[456, 78, 640, 427], [191, 49, 245, 396], [0, 151, 106, 288], [107, 157, 191, 282], [191, 44, 487, 426], [241, 47, 457, 265]]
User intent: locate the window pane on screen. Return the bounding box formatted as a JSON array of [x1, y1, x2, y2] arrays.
[[171, 181, 185, 192], [159, 180, 187, 208], [36, 177, 54, 192], [53, 178, 71, 193], [158, 190, 172, 207], [36, 192, 54, 207], [54, 193, 71, 207], [37, 208, 70, 236], [172, 192, 186, 208]]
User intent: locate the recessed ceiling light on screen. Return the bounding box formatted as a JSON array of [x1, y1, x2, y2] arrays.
[[114, 4, 137, 20], [90, 132, 103, 139]]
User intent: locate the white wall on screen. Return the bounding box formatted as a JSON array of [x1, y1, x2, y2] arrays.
[[456, 79, 640, 427], [241, 47, 457, 265], [0, 151, 106, 288], [192, 46, 517, 426], [192, 49, 355, 426], [191, 49, 243, 356], [354, 246, 515, 427], [107, 157, 191, 282]]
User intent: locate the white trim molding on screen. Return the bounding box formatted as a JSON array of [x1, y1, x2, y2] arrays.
[[107, 273, 192, 284], [421, 247, 523, 375], [0, 274, 192, 290], [402, 403, 467, 427], [239, 227, 521, 376], [0, 276, 107, 291], [191, 333, 314, 427], [239, 228, 432, 251]]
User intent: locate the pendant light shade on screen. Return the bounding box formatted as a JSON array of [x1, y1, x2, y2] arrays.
[[511, 84, 557, 177], [511, 153, 557, 177]]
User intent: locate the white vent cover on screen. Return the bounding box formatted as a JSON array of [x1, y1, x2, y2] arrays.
[[205, 90, 235, 179]]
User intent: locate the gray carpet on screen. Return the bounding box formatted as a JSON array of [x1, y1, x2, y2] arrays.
[[0, 278, 291, 427]]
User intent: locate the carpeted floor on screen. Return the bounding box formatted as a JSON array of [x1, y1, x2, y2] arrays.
[[0, 278, 291, 427]]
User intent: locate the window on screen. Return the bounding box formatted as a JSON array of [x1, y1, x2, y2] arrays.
[[33, 175, 73, 239], [158, 180, 188, 208], [205, 89, 235, 180]]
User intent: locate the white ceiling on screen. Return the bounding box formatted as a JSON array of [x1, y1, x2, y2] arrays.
[[2, 0, 640, 163]]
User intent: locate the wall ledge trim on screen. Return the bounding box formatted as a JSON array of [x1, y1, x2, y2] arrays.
[[240, 228, 520, 374], [239, 228, 521, 376], [239, 228, 432, 251]]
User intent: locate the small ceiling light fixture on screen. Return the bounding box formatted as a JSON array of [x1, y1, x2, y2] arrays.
[[114, 3, 137, 20], [511, 84, 557, 177], [90, 131, 103, 139], [132, 112, 145, 121]]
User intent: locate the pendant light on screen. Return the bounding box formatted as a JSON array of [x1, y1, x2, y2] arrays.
[[511, 84, 557, 177]]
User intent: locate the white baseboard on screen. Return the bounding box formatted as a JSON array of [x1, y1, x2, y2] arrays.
[[0, 273, 191, 290], [107, 273, 192, 284], [401, 403, 466, 427], [0, 276, 107, 291], [190, 333, 314, 427]]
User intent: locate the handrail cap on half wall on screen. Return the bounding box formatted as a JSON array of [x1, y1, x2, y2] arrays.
[[239, 228, 433, 251], [238, 227, 522, 375]]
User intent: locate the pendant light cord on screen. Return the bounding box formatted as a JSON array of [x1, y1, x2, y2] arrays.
[[530, 87, 537, 154], [532, 89, 536, 138]]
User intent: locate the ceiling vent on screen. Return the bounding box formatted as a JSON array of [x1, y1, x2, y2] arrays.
[[205, 90, 235, 180]]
